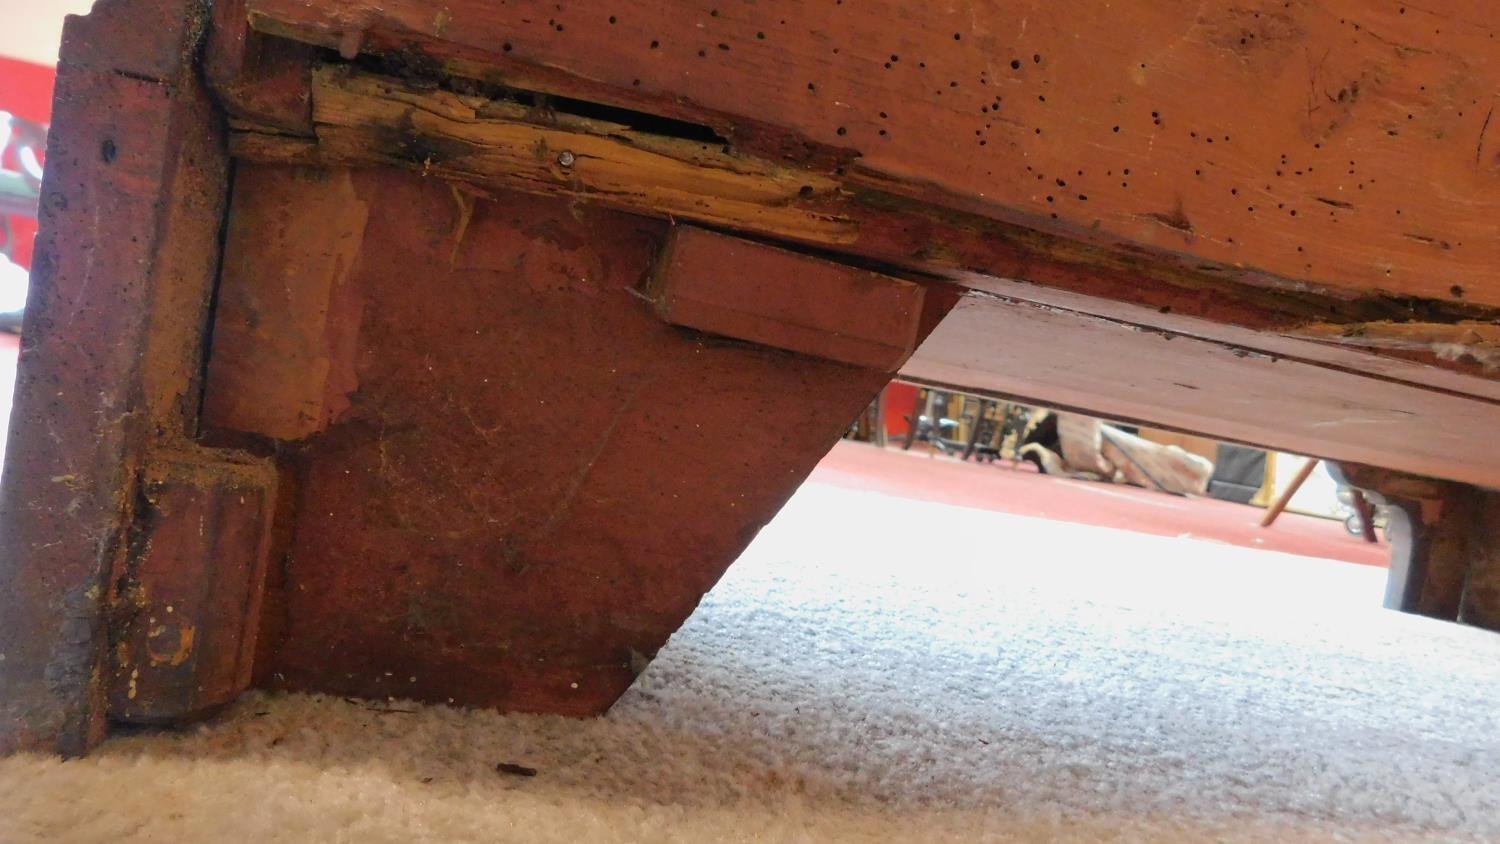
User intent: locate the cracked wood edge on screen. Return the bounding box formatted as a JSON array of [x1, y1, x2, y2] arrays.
[[239, 0, 1500, 308], [293, 66, 852, 244]]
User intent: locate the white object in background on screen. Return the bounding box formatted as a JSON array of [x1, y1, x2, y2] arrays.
[[0, 0, 97, 67], [0, 251, 28, 314]]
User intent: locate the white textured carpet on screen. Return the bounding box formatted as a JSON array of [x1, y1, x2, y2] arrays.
[[5, 482, 1500, 842]]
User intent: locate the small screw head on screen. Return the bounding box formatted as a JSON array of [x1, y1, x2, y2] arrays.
[[557, 151, 576, 167]]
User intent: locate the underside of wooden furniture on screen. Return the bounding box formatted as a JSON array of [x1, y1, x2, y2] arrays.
[[1329, 463, 1500, 627], [3, 0, 1499, 755]]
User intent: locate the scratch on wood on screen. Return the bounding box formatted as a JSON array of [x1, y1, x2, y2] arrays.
[[1402, 233, 1453, 250], [529, 372, 658, 547], [1143, 202, 1194, 237], [448, 182, 495, 264], [1479, 101, 1495, 168]]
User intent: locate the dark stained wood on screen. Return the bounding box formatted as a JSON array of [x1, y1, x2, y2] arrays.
[[1329, 467, 1500, 631], [900, 293, 1500, 488], [207, 167, 949, 714], [0, 0, 230, 756], [650, 227, 929, 370], [243, 0, 1500, 309], [1388, 491, 1471, 620], [106, 456, 278, 724], [205, 0, 316, 135], [1331, 463, 1475, 621], [1459, 491, 1500, 631]]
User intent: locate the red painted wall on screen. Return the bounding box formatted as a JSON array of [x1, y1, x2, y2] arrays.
[[0, 56, 55, 269], [882, 381, 919, 439]]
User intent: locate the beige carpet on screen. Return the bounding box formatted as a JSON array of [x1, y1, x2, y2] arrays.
[[4, 481, 1499, 842]]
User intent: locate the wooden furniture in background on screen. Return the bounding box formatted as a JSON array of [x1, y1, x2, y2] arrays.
[[1260, 459, 1321, 528]]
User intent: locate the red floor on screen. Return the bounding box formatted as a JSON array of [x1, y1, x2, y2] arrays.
[[808, 440, 1389, 567]]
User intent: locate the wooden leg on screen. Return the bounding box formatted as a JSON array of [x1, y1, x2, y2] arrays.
[[1259, 458, 1319, 528], [902, 388, 924, 450], [0, 0, 247, 755], [961, 399, 989, 462], [0, 102, 958, 748], [1459, 491, 1500, 631], [1330, 463, 1473, 622]]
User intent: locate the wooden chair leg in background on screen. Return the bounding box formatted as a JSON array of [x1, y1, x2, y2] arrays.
[[1260, 458, 1319, 528], [1349, 489, 1380, 544], [902, 388, 925, 451]]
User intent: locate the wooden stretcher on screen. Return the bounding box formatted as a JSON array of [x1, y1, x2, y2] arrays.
[[4, 0, 1500, 755]]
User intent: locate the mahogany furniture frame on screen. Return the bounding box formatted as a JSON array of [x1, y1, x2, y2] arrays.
[[4, 0, 1499, 755]]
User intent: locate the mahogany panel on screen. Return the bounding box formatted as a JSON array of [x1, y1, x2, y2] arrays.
[[211, 167, 937, 713], [244, 0, 1500, 307], [649, 227, 927, 370]]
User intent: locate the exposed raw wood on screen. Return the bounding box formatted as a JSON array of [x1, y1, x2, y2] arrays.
[[899, 292, 1500, 488], [243, 0, 1500, 308], [649, 227, 931, 371], [304, 65, 852, 244]]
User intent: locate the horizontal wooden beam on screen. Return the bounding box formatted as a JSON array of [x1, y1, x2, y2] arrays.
[[900, 293, 1500, 488], [304, 67, 851, 243], [242, 0, 1500, 309], [649, 227, 933, 371], [228, 65, 1500, 405]]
